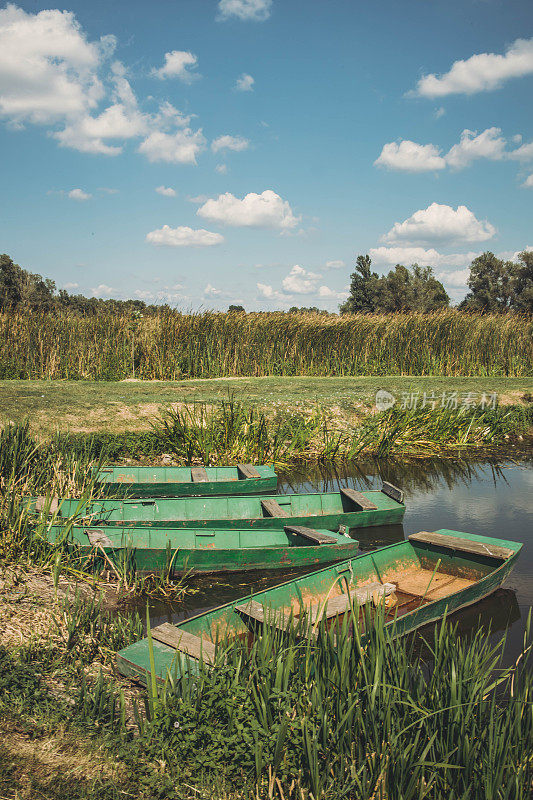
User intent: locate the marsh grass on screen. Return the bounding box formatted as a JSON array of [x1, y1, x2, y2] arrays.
[[1, 309, 531, 379]]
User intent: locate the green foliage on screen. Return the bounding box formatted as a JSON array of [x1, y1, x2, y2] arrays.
[[0, 307, 531, 378], [136, 609, 533, 799], [341, 256, 449, 313], [461, 250, 533, 313]]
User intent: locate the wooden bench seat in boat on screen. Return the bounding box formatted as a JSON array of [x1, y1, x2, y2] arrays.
[[150, 623, 216, 664], [409, 531, 513, 560], [284, 525, 340, 545], [261, 498, 285, 517], [237, 463, 261, 479], [85, 529, 114, 548], [191, 467, 208, 483], [340, 488, 378, 511], [381, 482, 404, 504], [395, 568, 474, 602], [235, 582, 396, 631]]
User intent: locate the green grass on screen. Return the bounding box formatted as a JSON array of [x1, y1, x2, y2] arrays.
[[1, 376, 532, 434]]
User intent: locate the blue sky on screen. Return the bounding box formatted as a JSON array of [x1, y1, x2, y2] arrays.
[[1, 0, 532, 309]]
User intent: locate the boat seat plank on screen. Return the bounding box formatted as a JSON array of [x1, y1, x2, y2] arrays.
[[409, 531, 513, 560], [310, 582, 396, 622], [381, 482, 404, 504], [340, 488, 378, 511], [235, 600, 296, 630], [237, 463, 261, 479], [284, 525, 339, 545], [261, 498, 285, 517], [35, 495, 59, 513], [191, 467, 208, 483], [150, 623, 216, 664], [85, 529, 114, 548]]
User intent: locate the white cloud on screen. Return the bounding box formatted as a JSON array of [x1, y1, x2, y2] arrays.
[[156, 185, 176, 197], [146, 225, 224, 247], [63, 281, 79, 290], [375, 140, 446, 172], [324, 260, 345, 269], [215, 163, 228, 174], [152, 50, 198, 82], [197, 190, 299, 229], [211, 134, 249, 153], [436, 268, 470, 288], [369, 246, 479, 268], [523, 174, 533, 188], [217, 0, 272, 22], [257, 282, 284, 301], [508, 141, 533, 161], [382, 203, 496, 246], [0, 4, 112, 126], [204, 283, 226, 297], [138, 127, 205, 164], [91, 284, 117, 297], [0, 8, 206, 164], [445, 127, 506, 169], [434, 106, 445, 119], [68, 188, 91, 201], [134, 285, 186, 304], [282, 265, 321, 295], [317, 285, 349, 300], [235, 73, 254, 91], [413, 37, 533, 97]]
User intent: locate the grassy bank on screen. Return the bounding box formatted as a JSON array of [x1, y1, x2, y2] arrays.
[[1, 572, 531, 799], [1, 376, 532, 435], [1, 309, 531, 379]]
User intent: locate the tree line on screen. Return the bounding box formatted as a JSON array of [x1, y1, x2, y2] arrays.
[[1, 250, 532, 316]]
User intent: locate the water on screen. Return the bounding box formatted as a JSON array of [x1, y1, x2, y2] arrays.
[[144, 456, 533, 663]]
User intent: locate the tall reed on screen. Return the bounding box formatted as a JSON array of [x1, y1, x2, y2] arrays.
[[1, 309, 531, 378]]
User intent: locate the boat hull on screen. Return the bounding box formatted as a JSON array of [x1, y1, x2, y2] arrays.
[[46, 525, 360, 574], [116, 529, 522, 685], [30, 490, 405, 532], [95, 465, 278, 497]]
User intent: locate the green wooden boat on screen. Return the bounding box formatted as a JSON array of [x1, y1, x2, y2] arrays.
[[45, 523, 360, 574], [93, 464, 277, 497], [116, 528, 522, 685], [28, 484, 405, 532]]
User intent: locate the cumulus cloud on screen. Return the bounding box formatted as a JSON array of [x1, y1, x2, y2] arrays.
[[382, 203, 496, 246], [324, 260, 345, 269], [369, 246, 479, 268], [375, 141, 446, 172], [282, 265, 321, 294], [217, 0, 272, 22], [204, 283, 223, 297], [317, 285, 349, 300], [0, 4, 111, 126], [139, 127, 206, 164], [523, 174, 533, 188], [146, 225, 224, 247], [0, 7, 206, 163], [215, 164, 228, 174], [376, 128, 513, 173], [445, 127, 507, 169], [68, 188, 91, 201], [508, 141, 533, 161], [197, 190, 299, 229], [91, 284, 117, 297], [235, 73, 254, 91], [257, 282, 284, 301], [412, 37, 533, 97], [156, 185, 176, 197], [211, 134, 249, 153], [63, 281, 79, 290], [436, 268, 470, 288], [152, 50, 198, 82]]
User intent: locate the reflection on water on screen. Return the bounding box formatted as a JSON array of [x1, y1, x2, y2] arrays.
[[140, 455, 532, 664]]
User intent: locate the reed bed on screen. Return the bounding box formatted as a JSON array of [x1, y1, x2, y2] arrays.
[[1, 309, 531, 378]]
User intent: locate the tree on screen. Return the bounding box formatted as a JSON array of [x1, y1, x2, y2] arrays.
[[510, 250, 533, 314], [460, 252, 513, 311], [339, 255, 379, 313], [340, 255, 449, 314], [0, 254, 23, 309], [228, 304, 245, 313]]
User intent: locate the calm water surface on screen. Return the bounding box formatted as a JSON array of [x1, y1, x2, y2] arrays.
[[144, 456, 532, 662]]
